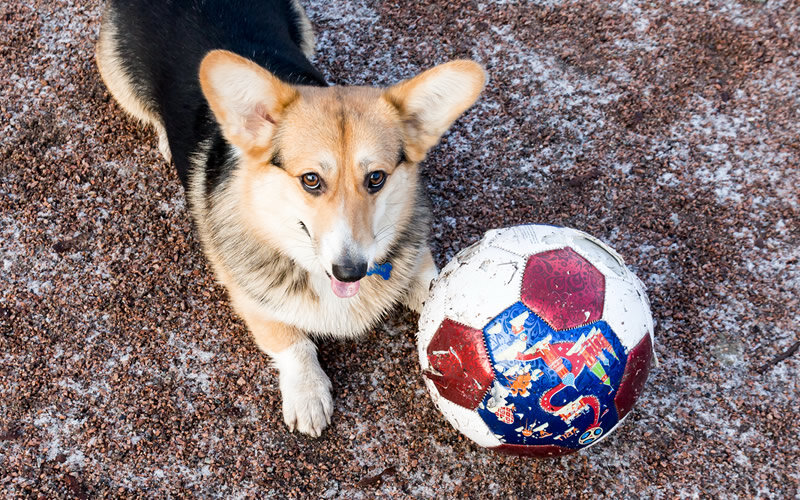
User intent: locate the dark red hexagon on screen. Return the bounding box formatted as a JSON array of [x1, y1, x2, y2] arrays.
[[521, 247, 605, 331], [424, 318, 495, 410], [615, 334, 654, 419]]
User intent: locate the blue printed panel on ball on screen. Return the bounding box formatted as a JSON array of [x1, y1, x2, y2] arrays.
[[477, 302, 629, 449]]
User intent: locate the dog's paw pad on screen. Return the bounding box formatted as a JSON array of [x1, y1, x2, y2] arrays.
[[280, 371, 333, 438]]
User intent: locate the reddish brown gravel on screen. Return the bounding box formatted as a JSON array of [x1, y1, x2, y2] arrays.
[[1, 0, 798, 497]]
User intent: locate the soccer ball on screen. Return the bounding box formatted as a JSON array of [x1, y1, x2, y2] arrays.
[[418, 225, 655, 457]]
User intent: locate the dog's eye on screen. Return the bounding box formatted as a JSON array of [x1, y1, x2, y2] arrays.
[[366, 171, 387, 193], [301, 172, 323, 193]]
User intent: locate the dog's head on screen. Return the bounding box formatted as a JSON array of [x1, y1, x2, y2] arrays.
[[200, 50, 486, 298]]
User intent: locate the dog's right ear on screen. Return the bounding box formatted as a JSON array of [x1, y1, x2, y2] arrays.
[[199, 50, 298, 155]]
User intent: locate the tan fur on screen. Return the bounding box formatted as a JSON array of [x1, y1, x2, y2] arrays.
[[188, 50, 485, 436], [95, 7, 172, 162], [267, 85, 408, 255], [234, 294, 305, 353]]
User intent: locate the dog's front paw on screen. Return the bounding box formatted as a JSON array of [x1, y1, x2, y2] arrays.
[[405, 286, 428, 314], [279, 369, 333, 437]]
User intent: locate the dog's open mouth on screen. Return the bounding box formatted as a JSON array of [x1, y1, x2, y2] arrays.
[[330, 276, 360, 298]]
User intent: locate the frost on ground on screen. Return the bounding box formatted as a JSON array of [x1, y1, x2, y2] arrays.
[[1, 0, 798, 498]]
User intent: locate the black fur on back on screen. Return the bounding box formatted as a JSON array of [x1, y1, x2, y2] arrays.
[[104, 0, 327, 189]]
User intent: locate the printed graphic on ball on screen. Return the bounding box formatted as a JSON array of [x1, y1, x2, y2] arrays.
[[477, 302, 628, 449]]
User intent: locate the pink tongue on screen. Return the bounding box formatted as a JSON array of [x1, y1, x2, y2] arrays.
[[331, 277, 360, 298]]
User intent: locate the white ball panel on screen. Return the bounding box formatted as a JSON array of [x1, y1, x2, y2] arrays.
[[424, 377, 502, 448], [603, 274, 654, 352], [439, 245, 525, 330], [632, 272, 656, 341], [566, 230, 628, 279]]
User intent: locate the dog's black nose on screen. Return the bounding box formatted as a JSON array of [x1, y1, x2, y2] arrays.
[[331, 261, 368, 282]]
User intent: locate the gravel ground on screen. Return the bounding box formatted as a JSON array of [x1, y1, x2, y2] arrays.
[[1, 0, 799, 497]]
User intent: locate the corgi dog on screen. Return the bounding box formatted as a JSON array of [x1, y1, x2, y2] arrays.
[[96, 0, 486, 437]]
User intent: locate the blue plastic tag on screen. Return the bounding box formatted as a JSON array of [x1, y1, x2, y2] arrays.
[[367, 261, 392, 280]]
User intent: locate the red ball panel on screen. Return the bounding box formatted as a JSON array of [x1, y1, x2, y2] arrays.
[[424, 319, 495, 410], [521, 247, 605, 331], [493, 443, 576, 457], [614, 334, 654, 419]]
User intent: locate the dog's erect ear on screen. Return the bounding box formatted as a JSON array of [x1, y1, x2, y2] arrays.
[[383, 60, 487, 162], [199, 50, 298, 154]]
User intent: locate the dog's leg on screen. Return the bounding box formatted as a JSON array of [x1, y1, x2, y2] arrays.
[[235, 302, 333, 437], [265, 333, 333, 438], [404, 246, 438, 314]]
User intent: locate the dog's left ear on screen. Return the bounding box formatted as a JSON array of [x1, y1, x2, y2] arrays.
[[384, 60, 487, 162], [199, 50, 298, 155]]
